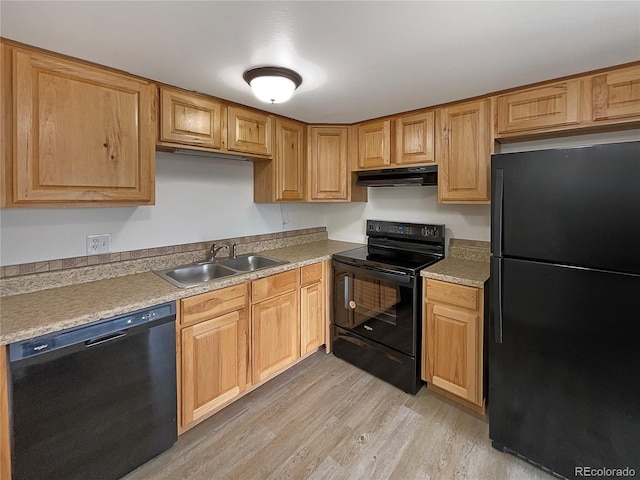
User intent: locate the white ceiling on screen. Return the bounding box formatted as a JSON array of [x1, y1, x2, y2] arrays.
[[2, 1, 639, 124]]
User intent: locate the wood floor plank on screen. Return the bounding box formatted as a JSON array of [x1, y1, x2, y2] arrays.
[[124, 352, 554, 480]]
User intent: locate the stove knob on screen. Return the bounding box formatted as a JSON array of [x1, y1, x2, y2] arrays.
[[374, 224, 381, 232]]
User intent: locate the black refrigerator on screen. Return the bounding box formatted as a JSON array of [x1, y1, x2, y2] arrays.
[[489, 141, 640, 480]]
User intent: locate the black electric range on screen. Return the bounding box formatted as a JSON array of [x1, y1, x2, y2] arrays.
[[331, 220, 445, 394]]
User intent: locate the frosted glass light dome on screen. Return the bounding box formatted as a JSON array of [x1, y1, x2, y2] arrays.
[[243, 67, 303, 104]]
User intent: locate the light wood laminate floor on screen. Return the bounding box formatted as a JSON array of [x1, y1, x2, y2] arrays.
[[124, 352, 553, 480]]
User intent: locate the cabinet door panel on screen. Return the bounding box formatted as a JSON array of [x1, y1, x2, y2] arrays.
[[12, 49, 155, 204], [160, 87, 222, 148], [301, 281, 325, 355], [275, 118, 305, 201], [227, 106, 272, 156], [496, 80, 580, 134], [252, 291, 299, 382], [437, 99, 491, 203], [592, 66, 640, 121], [308, 126, 348, 200], [182, 309, 248, 426], [358, 120, 391, 169], [426, 303, 479, 404], [395, 111, 435, 165]]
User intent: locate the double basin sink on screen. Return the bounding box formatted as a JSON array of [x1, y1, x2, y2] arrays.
[[154, 254, 289, 288]]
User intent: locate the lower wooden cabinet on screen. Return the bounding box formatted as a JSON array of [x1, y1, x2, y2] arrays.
[[178, 263, 328, 433], [300, 262, 326, 355], [251, 270, 300, 383], [179, 283, 249, 430], [422, 278, 486, 413]]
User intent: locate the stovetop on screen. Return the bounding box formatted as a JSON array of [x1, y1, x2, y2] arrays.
[[333, 220, 446, 275]]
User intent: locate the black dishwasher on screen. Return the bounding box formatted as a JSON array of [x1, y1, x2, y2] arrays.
[[8, 302, 177, 480]]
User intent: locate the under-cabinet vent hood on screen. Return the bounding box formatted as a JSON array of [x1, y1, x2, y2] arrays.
[[355, 166, 437, 187], [171, 148, 253, 162]]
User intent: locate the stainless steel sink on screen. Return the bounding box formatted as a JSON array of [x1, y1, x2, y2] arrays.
[[154, 254, 289, 288], [220, 254, 288, 272], [154, 262, 237, 288]]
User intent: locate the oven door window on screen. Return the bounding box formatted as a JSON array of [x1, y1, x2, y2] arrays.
[[334, 266, 416, 355]]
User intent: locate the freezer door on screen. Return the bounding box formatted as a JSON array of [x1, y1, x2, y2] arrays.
[[489, 258, 640, 480], [492, 141, 640, 274]]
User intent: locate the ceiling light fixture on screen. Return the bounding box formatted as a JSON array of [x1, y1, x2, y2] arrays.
[[243, 66, 303, 104]]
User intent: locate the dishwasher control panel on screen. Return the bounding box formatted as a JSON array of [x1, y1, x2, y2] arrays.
[[9, 302, 176, 362]]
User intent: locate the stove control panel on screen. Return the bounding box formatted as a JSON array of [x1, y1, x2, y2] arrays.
[[367, 220, 444, 242]]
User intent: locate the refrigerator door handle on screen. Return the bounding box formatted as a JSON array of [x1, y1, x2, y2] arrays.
[[491, 256, 503, 343], [493, 169, 504, 257]]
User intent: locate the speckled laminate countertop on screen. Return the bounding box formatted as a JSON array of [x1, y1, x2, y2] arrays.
[[0, 240, 360, 345], [420, 257, 490, 288], [420, 239, 491, 288]]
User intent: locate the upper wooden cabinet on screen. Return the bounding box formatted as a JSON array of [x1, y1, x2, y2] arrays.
[[496, 80, 580, 135], [307, 126, 348, 201], [358, 120, 391, 169], [589, 65, 640, 123], [254, 118, 305, 202], [227, 106, 272, 157], [357, 112, 435, 170], [437, 99, 492, 204], [2, 44, 156, 207], [395, 111, 435, 165], [160, 86, 223, 149]]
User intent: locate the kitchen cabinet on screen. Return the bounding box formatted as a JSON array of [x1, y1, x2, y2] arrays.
[[179, 284, 249, 430], [254, 118, 305, 202], [422, 279, 486, 413], [358, 120, 392, 169], [1, 345, 10, 480], [300, 261, 326, 355], [1, 42, 156, 207], [159, 86, 223, 150], [496, 80, 581, 135], [436, 99, 492, 204], [251, 269, 300, 383], [307, 126, 349, 201], [588, 64, 640, 123], [394, 111, 435, 165], [227, 106, 272, 157]]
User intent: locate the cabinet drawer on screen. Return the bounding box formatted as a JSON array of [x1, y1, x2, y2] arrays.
[[426, 279, 479, 311], [251, 269, 298, 303], [300, 262, 323, 286], [181, 283, 247, 326]]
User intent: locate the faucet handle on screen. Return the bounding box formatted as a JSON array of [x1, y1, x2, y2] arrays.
[[232, 243, 238, 258]]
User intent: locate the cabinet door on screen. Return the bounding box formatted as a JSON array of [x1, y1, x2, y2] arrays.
[[300, 263, 325, 355], [425, 302, 480, 405], [358, 120, 391, 169], [11, 48, 155, 204], [308, 126, 348, 200], [181, 309, 248, 426], [591, 65, 640, 122], [496, 80, 580, 134], [160, 87, 222, 149], [437, 99, 492, 203], [275, 118, 305, 201], [252, 291, 299, 383], [227, 106, 272, 156], [395, 111, 435, 165]]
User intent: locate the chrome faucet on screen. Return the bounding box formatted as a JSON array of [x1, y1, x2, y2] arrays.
[[209, 243, 229, 261], [232, 243, 238, 259]]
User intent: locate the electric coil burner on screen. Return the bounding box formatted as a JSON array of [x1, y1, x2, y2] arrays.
[[332, 220, 445, 394]]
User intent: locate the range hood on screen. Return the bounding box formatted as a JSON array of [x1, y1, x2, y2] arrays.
[[355, 165, 437, 187]]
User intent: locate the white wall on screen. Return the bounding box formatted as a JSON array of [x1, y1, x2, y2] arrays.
[[0, 152, 328, 266], [2, 129, 636, 266]]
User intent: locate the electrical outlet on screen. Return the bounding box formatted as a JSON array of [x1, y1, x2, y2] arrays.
[[86, 234, 112, 255]]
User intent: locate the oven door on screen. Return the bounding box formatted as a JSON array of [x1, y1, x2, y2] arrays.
[[333, 259, 417, 356]]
